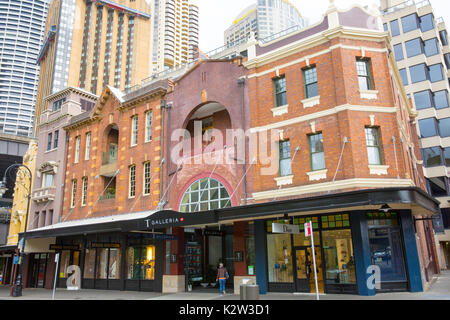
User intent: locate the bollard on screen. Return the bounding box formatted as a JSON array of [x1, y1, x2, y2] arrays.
[[246, 285, 259, 300]]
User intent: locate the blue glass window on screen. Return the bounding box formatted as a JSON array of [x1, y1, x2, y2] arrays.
[[390, 19, 400, 37], [420, 14, 435, 32], [434, 91, 449, 109], [393, 43, 404, 61], [401, 13, 419, 33], [414, 90, 433, 110], [424, 38, 439, 57], [439, 118, 450, 137], [409, 64, 427, 83], [399, 68, 409, 86], [429, 64, 444, 83], [405, 38, 423, 58], [422, 147, 443, 167], [419, 118, 438, 138]]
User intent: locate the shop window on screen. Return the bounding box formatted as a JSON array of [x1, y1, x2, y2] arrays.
[[322, 229, 356, 285], [367, 213, 407, 283], [292, 217, 320, 247], [126, 245, 155, 280], [321, 214, 350, 229], [84, 248, 95, 279], [108, 248, 121, 279], [96, 248, 108, 279], [267, 233, 293, 283], [303, 66, 318, 98]]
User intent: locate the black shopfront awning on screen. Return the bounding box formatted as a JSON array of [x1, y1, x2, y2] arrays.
[[21, 187, 440, 240]]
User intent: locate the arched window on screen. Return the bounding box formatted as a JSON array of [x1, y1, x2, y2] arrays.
[[179, 178, 232, 213]]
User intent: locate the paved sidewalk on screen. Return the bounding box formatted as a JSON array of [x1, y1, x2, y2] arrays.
[[0, 271, 448, 300]]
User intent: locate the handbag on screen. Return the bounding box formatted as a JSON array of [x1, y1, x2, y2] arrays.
[[225, 271, 229, 279]]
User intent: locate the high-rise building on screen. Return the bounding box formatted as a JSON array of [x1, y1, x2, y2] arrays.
[[34, 0, 153, 130], [224, 0, 307, 46], [0, 0, 50, 137], [150, 0, 199, 73], [381, 0, 450, 273]]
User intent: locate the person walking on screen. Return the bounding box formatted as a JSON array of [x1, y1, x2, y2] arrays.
[[216, 263, 228, 295]]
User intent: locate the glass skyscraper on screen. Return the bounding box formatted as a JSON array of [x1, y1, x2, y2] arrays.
[[0, 0, 50, 137]]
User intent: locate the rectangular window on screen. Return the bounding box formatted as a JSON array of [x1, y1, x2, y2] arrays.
[[434, 91, 449, 110], [420, 13, 434, 32], [81, 177, 88, 206], [85, 132, 91, 160], [427, 177, 448, 197], [356, 58, 373, 91], [414, 90, 433, 110], [409, 64, 427, 83], [273, 76, 287, 107], [145, 111, 152, 142], [71, 179, 77, 208], [365, 127, 383, 165], [429, 64, 444, 83], [303, 66, 318, 98], [47, 132, 52, 151], [279, 140, 292, 177], [424, 38, 439, 57], [309, 133, 325, 171], [440, 30, 449, 46], [393, 43, 404, 61], [53, 130, 59, 149], [399, 68, 409, 86], [419, 118, 438, 138], [41, 172, 54, 188], [422, 147, 443, 167], [439, 118, 450, 137], [129, 165, 136, 198], [143, 162, 151, 195], [444, 148, 450, 167], [131, 115, 138, 146], [405, 38, 423, 58], [390, 19, 400, 37], [74, 136, 81, 163], [401, 13, 419, 33]]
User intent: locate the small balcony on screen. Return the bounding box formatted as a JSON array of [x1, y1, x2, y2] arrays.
[[32, 186, 56, 203], [100, 150, 117, 177]]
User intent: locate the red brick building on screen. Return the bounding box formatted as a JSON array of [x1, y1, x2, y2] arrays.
[[24, 4, 440, 296]]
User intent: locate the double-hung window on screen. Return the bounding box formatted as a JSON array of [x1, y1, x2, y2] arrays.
[[309, 133, 325, 171], [279, 140, 292, 177], [47, 132, 52, 151], [145, 111, 152, 142], [71, 179, 77, 208], [85, 132, 91, 160], [303, 66, 318, 98], [53, 130, 59, 149], [74, 136, 81, 163], [356, 58, 373, 91], [273, 76, 287, 107], [129, 165, 136, 198], [143, 162, 151, 195], [81, 177, 88, 206], [365, 127, 383, 165], [131, 115, 138, 146]]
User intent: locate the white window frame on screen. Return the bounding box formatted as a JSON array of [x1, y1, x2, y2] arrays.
[[143, 162, 151, 196], [131, 115, 138, 146], [85, 132, 91, 160], [81, 177, 88, 206], [71, 179, 77, 208], [74, 136, 81, 163], [129, 165, 136, 198], [145, 111, 152, 142]]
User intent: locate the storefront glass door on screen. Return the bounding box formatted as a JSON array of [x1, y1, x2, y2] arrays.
[[294, 247, 324, 293], [29, 254, 48, 288]]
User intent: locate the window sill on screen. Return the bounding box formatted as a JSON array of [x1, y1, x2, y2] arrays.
[[360, 90, 378, 100], [271, 104, 289, 117], [306, 169, 327, 181], [274, 175, 293, 187], [45, 148, 57, 154], [368, 165, 389, 175], [301, 96, 320, 108]]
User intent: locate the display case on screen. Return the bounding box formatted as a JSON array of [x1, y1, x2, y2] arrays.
[[184, 242, 202, 282]]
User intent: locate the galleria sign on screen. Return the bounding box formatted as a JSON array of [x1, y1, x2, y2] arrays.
[[145, 217, 184, 228]]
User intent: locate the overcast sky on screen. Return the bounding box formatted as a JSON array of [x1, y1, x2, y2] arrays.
[[191, 0, 450, 52]]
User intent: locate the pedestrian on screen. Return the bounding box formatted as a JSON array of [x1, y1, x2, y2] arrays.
[[216, 263, 228, 295]]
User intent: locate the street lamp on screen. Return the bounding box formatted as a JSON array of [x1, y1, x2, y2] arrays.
[[1, 164, 32, 297]]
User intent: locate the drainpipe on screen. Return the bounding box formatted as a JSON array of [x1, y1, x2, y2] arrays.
[[164, 102, 172, 206], [58, 132, 70, 223], [238, 77, 247, 206]]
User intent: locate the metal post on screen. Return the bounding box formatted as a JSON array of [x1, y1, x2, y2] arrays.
[[310, 222, 320, 301], [52, 253, 59, 300]]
